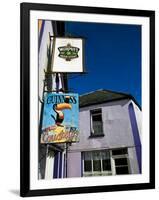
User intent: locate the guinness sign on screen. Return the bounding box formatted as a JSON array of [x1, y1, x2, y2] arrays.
[[41, 93, 79, 144]]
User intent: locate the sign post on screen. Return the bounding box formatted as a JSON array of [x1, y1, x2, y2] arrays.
[[40, 35, 84, 178]]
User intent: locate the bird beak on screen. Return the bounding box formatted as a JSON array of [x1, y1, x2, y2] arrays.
[[56, 103, 72, 110]]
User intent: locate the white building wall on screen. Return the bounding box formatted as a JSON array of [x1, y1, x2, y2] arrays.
[[44, 151, 54, 179], [38, 21, 63, 117], [39, 21, 53, 104], [128, 147, 140, 174], [38, 20, 64, 179], [132, 100, 142, 141]]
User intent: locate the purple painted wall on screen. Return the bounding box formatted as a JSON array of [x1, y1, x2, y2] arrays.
[[67, 152, 81, 177], [67, 99, 141, 177]]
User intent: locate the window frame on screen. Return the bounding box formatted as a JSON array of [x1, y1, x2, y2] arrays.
[[90, 108, 104, 137], [82, 148, 130, 177], [82, 150, 112, 177], [110, 149, 130, 175]]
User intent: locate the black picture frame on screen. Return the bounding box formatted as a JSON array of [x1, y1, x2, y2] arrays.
[[20, 2, 155, 197]]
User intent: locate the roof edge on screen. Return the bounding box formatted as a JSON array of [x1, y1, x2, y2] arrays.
[[80, 95, 141, 110]]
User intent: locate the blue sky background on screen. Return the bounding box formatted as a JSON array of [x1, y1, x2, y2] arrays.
[[65, 22, 141, 106]]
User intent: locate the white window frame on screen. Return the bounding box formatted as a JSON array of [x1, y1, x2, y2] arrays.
[[82, 148, 130, 177], [82, 150, 112, 177], [110, 149, 130, 175]]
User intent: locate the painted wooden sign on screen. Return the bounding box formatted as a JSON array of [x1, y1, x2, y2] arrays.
[[41, 93, 79, 143], [52, 37, 84, 72]]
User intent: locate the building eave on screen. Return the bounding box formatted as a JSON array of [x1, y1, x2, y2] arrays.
[[80, 95, 141, 111]]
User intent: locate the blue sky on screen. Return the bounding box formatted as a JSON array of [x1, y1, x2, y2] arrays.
[[65, 22, 141, 106]]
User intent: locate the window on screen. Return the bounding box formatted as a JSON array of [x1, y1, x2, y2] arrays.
[[82, 150, 112, 177], [82, 148, 130, 177], [83, 152, 92, 172], [90, 109, 103, 136], [114, 158, 129, 174], [112, 148, 128, 156], [111, 148, 130, 175]]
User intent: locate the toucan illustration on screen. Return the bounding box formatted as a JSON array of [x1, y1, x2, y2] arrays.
[[51, 96, 72, 126]]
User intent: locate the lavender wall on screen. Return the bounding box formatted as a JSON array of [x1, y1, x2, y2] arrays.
[[67, 152, 82, 177], [67, 99, 141, 177]]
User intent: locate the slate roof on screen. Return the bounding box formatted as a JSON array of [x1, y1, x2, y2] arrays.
[[79, 89, 140, 109]]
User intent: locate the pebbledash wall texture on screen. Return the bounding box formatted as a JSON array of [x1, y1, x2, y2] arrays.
[[67, 90, 142, 177]]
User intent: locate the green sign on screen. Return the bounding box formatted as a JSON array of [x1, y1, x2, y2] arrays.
[[58, 43, 80, 61]]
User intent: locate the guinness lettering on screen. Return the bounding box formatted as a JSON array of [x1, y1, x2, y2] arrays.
[[47, 95, 77, 104]]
